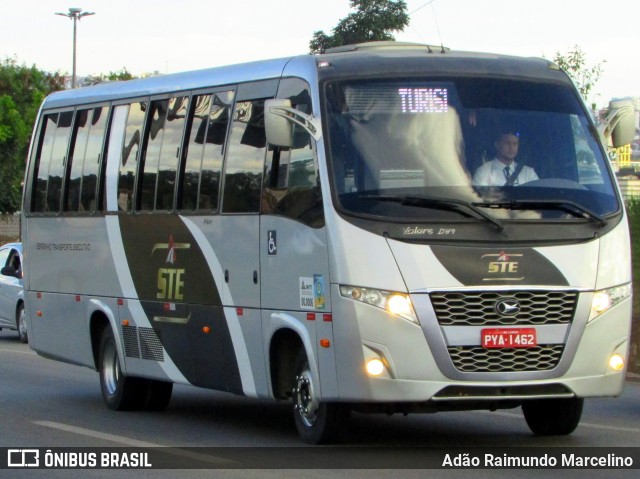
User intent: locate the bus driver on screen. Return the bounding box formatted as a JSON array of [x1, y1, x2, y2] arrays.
[[473, 131, 538, 186]]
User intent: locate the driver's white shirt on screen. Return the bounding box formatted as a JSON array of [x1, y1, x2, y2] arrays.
[[473, 159, 538, 186]]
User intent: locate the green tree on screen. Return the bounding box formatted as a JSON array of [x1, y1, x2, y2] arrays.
[[309, 0, 410, 54], [100, 67, 136, 82], [552, 45, 605, 105], [0, 57, 64, 213], [0, 95, 28, 213]]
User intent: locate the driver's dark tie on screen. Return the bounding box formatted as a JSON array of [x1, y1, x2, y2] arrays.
[[503, 166, 511, 184]]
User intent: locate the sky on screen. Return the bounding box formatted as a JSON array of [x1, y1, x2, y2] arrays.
[[1, 0, 638, 108]]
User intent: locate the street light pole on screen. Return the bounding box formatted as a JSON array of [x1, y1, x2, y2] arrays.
[[55, 7, 95, 88]]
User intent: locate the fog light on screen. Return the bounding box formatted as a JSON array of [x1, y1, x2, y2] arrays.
[[366, 358, 385, 376], [609, 354, 625, 371]]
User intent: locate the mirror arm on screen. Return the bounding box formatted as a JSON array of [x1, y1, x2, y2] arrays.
[[268, 106, 322, 142]]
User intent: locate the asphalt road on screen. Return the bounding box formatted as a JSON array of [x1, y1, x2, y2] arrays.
[[1, 328, 639, 478]]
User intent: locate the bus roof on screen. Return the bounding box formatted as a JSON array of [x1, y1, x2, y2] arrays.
[[41, 56, 303, 110], [40, 42, 568, 110]]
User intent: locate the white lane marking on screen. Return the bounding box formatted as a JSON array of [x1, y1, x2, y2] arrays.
[[33, 421, 235, 466], [0, 349, 37, 355]]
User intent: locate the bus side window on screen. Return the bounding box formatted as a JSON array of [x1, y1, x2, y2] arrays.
[[199, 92, 233, 211], [81, 107, 108, 212], [65, 106, 108, 213], [31, 113, 59, 213], [118, 102, 147, 212], [179, 91, 233, 212], [262, 78, 324, 228], [66, 109, 89, 212], [47, 111, 74, 213], [222, 99, 266, 213], [138, 96, 189, 211]]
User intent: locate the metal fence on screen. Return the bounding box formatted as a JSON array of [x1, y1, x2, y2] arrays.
[[0, 214, 20, 242]]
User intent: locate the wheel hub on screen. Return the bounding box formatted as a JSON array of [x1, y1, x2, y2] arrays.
[[101, 343, 120, 396], [293, 370, 319, 427]]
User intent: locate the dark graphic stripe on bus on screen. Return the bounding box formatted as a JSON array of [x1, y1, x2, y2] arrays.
[[119, 214, 242, 393]]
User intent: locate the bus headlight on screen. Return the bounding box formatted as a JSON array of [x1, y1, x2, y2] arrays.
[[589, 284, 631, 322], [340, 285, 419, 324]]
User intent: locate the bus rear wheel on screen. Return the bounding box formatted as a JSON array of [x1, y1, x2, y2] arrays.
[[98, 327, 148, 411], [292, 350, 348, 444], [522, 397, 583, 435]]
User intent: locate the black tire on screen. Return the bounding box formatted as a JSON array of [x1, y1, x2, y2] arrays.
[[144, 380, 173, 411], [98, 326, 148, 411], [292, 349, 348, 444], [522, 397, 584, 435], [16, 303, 28, 344]]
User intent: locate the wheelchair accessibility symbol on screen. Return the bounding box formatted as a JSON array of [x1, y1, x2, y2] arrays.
[[267, 230, 277, 256]]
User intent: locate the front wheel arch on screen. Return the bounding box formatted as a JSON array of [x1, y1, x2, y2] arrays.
[[269, 328, 304, 400]]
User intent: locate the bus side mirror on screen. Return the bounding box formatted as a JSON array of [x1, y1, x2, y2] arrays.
[[265, 99, 322, 147], [265, 99, 294, 148], [1, 266, 18, 278], [602, 99, 635, 148]]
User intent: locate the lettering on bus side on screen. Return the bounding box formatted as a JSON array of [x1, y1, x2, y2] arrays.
[[152, 235, 191, 301], [157, 268, 185, 300]]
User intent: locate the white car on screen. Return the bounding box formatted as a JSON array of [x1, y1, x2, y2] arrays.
[[0, 243, 26, 343]]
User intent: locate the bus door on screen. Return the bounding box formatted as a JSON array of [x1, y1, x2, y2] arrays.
[[260, 77, 338, 398]]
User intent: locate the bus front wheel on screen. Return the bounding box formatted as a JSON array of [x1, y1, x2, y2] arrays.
[[292, 350, 348, 444], [98, 327, 148, 411], [522, 397, 583, 435]]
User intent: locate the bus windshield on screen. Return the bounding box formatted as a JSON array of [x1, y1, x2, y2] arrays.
[[324, 77, 619, 224]]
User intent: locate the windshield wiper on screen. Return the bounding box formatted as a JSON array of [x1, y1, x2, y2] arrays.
[[473, 199, 607, 226], [360, 194, 504, 232]]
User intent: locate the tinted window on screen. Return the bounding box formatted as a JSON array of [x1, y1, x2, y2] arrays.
[[32, 111, 74, 213], [157, 97, 188, 210], [65, 106, 108, 212], [181, 91, 233, 211], [46, 111, 74, 212], [222, 99, 266, 213], [118, 102, 146, 211], [140, 96, 189, 211], [262, 79, 323, 227], [31, 114, 58, 213]]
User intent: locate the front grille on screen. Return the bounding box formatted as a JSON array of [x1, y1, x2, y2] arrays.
[[448, 345, 564, 372], [431, 291, 578, 326]]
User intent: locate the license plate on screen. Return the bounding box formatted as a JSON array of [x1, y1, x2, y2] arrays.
[[481, 328, 537, 349]]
